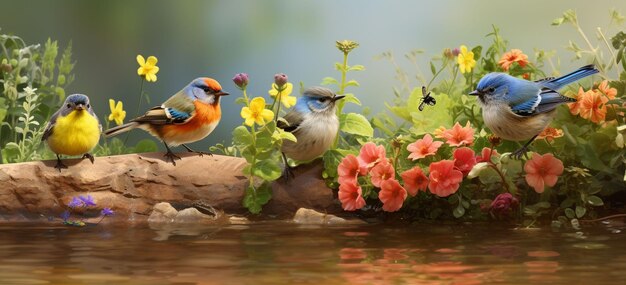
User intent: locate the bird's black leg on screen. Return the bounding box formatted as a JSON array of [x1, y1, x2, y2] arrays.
[[281, 152, 295, 181], [512, 135, 538, 160], [54, 154, 68, 172], [182, 144, 212, 157], [163, 142, 181, 166], [82, 153, 95, 164]]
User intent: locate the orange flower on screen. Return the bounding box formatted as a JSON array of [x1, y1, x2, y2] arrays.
[[338, 180, 366, 211], [407, 134, 443, 160], [370, 161, 395, 188], [357, 142, 387, 170], [597, 80, 617, 100], [476, 147, 499, 163], [442, 122, 475, 147], [524, 153, 564, 193], [567, 87, 585, 116], [498, 49, 529, 71], [379, 179, 407, 212], [400, 167, 429, 196], [536, 127, 564, 142], [338, 154, 366, 185], [579, 89, 608, 124], [428, 160, 463, 197]]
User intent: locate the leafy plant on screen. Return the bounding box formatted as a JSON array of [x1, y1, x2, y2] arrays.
[[0, 31, 75, 163]]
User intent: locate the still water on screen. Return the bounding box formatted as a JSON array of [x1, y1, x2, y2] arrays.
[[0, 221, 624, 285]]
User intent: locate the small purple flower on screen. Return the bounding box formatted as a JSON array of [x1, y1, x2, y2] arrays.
[[490, 193, 519, 216], [79, 195, 96, 207], [60, 210, 71, 221], [101, 208, 115, 217], [232, 73, 249, 90], [68, 197, 82, 208], [274, 73, 288, 88], [452, 48, 461, 57]]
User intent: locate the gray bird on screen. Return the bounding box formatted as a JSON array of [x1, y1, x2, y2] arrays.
[[277, 86, 345, 178]]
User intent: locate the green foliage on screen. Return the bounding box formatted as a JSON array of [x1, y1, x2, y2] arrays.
[[323, 10, 626, 225], [0, 32, 75, 163]]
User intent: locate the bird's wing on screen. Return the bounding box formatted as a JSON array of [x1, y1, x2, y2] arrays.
[[534, 89, 576, 114], [132, 92, 196, 125], [277, 110, 305, 133], [505, 80, 542, 115], [41, 109, 62, 141]]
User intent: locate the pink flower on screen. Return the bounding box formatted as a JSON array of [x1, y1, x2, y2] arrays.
[[400, 167, 429, 196], [524, 153, 564, 193], [338, 154, 365, 185], [338, 181, 366, 211], [370, 161, 395, 188], [441, 122, 475, 147], [357, 142, 387, 170], [379, 179, 407, 212], [407, 134, 443, 160], [453, 147, 477, 176], [476, 147, 499, 163], [428, 160, 463, 197], [490, 193, 519, 216]]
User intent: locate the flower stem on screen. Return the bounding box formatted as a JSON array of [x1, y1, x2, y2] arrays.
[[124, 78, 145, 146]]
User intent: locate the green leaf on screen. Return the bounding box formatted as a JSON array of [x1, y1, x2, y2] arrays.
[[340, 113, 373, 137], [348, 65, 365, 71], [552, 17, 564, 26], [320, 77, 338, 86], [252, 160, 283, 181], [587, 195, 604, 206], [232, 126, 253, 146], [133, 139, 157, 153], [242, 183, 272, 214], [344, 80, 360, 87], [334, 62, 346, 72], [478, 166, 501, 185], [565, 208, 575, 219], [430, 62, 436, 75], [453, 205, 465, 218], [471, 46, 482, 60], [235, 97, 248, 105], [277, 129, 297, 142], [575, 206, 587, 218], [343, 93, 361, 106]]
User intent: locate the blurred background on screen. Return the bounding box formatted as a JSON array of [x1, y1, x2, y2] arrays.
[[1, 0, 624, 150]]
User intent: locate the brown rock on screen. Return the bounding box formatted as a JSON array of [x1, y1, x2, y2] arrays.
[[0, 152, 341, 222], [293, 208, 365, 225]]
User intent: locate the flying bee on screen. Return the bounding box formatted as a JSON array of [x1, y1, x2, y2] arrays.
[[418, 86, 436, 111]]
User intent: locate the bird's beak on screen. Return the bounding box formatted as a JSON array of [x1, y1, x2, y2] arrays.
[[332, 95, 346, 102], [469, 90, 481, 96], [75, 104, 85, 111], [216, 90, 230, 96]]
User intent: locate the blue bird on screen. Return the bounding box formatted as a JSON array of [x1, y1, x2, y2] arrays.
[[469, 65, 599, 158], [277, 87, 345, 178]]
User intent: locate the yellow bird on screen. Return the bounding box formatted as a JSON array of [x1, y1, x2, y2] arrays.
[[42, 94, 101, 171]]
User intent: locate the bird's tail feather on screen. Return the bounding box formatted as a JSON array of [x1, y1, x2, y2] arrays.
[[547, 64, 599, 89], [104, 122, 139, 137]]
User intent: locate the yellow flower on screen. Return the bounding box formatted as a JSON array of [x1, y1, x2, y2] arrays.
[[268, 82, 296, 108], [136, 55, 159, 82], [457, 45, 476, 74], [108, 99, 126, 126], [241, 97, 274, 126]]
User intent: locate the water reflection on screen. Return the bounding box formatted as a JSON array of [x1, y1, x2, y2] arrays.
[[0, 222, 624, 284]]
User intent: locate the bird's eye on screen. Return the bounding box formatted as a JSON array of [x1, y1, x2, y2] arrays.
[[66, 104, 71, 108], [87, 104, 90, 108], [487, 87, 496, 93], [318, 97, 328, 102]]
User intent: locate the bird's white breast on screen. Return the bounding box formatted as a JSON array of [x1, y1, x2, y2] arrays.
[[481, 102, 554, 141], [282, 112, 339, 161]]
